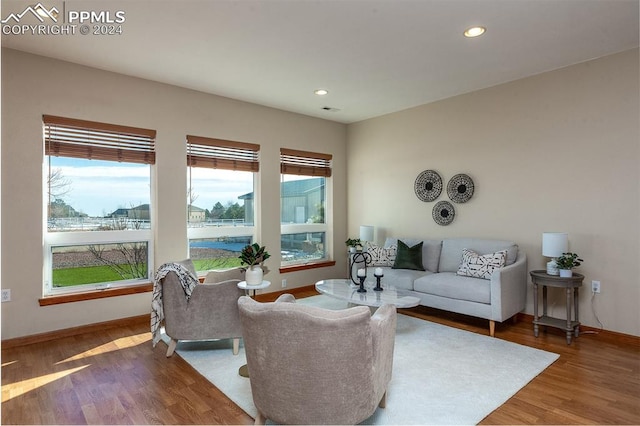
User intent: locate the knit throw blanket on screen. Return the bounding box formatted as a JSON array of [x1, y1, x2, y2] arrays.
[[151, 262, 199, 347]]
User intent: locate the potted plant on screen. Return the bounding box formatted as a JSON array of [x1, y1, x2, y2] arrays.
[[239, 243, 271, 285], [555, 252, 583, 277], [345, 238, 363, 253]]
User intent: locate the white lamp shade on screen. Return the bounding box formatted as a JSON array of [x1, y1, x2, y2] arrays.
[[542, 232, 568, 257], [359, 225, 374, 242]]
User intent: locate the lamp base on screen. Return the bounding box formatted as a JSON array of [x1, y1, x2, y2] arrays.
[[546, 259, 559, 276]]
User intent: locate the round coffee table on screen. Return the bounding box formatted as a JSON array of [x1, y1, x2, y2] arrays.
[[315, 279, 420, 308]]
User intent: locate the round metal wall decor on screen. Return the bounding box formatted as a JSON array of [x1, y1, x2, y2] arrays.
[[447, 173, 474, 203], [432, 200, 455, 226], [414, 170, 443, 202]]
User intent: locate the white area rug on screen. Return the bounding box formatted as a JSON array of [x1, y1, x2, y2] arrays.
[[163, 296, 559, 425]]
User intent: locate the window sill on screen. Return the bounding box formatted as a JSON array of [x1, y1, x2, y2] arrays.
[[279, 260, 336, 274], [39, 283, 153, 306]]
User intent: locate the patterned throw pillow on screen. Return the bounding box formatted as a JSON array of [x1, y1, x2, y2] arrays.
[[366, 242, 397, 266], [457, 249, 507, 280]]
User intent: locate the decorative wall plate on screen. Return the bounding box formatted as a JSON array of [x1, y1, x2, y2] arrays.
[[432, 201, 455, 226], [414, 170, 442, 202], [447, 173, 474, 203]]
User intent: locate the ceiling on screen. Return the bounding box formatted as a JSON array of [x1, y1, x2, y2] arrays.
[[2, 0, 639, 123]]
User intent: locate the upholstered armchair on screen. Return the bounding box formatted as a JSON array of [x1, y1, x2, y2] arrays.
[[161, 260, 245, 357], [238, 294, 397, 425]]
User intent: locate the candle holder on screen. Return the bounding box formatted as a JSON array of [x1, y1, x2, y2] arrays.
[[357, 276, 367, 293], [374, 273, 384, 291], [349, 251, 372, 286]]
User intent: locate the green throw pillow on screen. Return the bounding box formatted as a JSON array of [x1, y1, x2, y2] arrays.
[[392, 240, 425, 271]]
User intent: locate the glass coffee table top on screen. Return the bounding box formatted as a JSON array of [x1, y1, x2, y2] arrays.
[[315, 279, 420, 308]]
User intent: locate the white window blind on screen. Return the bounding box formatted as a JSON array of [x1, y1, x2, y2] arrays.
[[187, 135, 259, 172], [280, 148, 332, 177], [43, 115, 156, 164]]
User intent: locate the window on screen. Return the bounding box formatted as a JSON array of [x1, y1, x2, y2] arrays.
[[43, 115, 155, 295], [186, 135, 259, 273], [280, 148, 332, 266]]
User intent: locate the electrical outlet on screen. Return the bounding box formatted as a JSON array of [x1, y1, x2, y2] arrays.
[[1, 289, 11, 302], [592, 280, 601, 294], [282, 279, 287, 288]]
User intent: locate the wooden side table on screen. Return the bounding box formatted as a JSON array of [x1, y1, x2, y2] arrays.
[[530, 270, 584, 344]]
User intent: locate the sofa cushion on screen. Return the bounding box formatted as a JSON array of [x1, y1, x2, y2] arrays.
[[392, 240, 425, 271], [385, 238, 442, 272], [377, 267, 432, 291], [414, 272, 491, 304], [366, 242, 397, 267], [457, 249, 507, 280], [439, 238, 518, 273]]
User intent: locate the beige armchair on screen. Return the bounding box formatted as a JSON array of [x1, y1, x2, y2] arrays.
[[238, 294, 397, 425], [161, 260, 245, 357]]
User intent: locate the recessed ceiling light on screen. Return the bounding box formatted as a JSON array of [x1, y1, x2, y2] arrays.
[[463, 26, 486, 38], [314, 89, 329, 96]]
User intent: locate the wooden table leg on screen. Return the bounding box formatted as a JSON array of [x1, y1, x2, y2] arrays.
[[533, 282, 539, 337], [566, 287, 572, 344]]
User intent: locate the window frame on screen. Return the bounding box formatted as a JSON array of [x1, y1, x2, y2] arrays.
[[186, 135, 260, 274], [42, 115, 156, 297], [279, 148, 333, 267]]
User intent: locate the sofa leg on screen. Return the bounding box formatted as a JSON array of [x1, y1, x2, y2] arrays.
[[166, 339, 177, 357], [378, 391, 387, 408], [489, 320, 495, 337], [254, 411, 266, 425], [233, 338, 240, 355]]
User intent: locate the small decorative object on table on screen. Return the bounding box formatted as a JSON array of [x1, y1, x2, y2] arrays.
[[239, 243, 270, 285], [554, 252, 583, 277], [356, 268, 367, 293], [345, 238, 363, 253], [374, 267, 384, 291]]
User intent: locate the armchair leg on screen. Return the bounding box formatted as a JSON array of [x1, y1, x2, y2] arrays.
[[166, 339, 177, 357], [254, 411, 266, 425], [489, 320, 496, 337], [378, 391, 387, 408], [233, 338, 240, 355]]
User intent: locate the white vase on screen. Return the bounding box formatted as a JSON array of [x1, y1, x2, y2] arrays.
[[245, 265, 264, 285], [559, 269, 572, 278]]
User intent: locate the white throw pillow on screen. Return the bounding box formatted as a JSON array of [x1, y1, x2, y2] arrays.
[[457, 249, 507, 280], [366, 242, 397, 267]]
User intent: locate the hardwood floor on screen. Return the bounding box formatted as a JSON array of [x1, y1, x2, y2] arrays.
[[2, 288, 639, 425]]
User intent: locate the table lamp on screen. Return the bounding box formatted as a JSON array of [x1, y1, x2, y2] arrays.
[[359, 225, 374, 246], [542, 232, 568, 275]]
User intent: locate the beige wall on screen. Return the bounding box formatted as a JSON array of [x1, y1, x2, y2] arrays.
[[2, 47, 638, 340], [1, 48, 348, 340], [347, 48, 639, 336]]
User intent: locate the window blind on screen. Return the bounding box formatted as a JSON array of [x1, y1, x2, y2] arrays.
[[43, 115, 156, 164], [186, 135, 259, 172], [280, 148, 332, 177]]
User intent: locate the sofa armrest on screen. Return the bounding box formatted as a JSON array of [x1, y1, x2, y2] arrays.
[[370, 304, 397, 403], [187, 279, 244, 324], [275, 293, 296, 303], [490, 252, 528, 321]]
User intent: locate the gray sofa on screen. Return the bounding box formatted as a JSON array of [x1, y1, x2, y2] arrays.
[[358, 237, 527, 336]]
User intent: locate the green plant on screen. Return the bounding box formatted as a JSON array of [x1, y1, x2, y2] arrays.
[[345, 238, 362, 248], [555, 252, 584, 269], [238, 243, 270, 267]]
